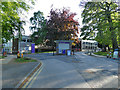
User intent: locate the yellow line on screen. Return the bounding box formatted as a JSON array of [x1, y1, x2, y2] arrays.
[[27, 66, 44, 88], [23, 64, 43, 88], [23, 68, 39, 88]]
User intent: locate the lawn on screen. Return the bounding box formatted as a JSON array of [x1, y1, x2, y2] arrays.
[[15, 57, 37, 63], [27, 51, 56, 54], [37, 51, 56, 53], [0, 56, 5, 59], [94, 51, 113, 56]]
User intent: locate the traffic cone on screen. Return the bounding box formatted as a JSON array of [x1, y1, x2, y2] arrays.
[[109, 52, 112, 58]]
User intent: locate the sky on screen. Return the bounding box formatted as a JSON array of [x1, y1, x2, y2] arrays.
[[21, 0, 83, 36]]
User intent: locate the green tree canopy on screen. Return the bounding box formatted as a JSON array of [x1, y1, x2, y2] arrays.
[[1, 0, 35, 43], [80, 1, 119, 51], [29, 11, 47, 45]]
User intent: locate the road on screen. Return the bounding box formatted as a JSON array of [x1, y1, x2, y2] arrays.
[[2, 58, 39, 88], [23, 52, 118, 88]]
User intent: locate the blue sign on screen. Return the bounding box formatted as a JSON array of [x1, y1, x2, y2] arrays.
[[25, 46, 29, 51], [31, 43, 35, 53], [62, 50, 66, 54]]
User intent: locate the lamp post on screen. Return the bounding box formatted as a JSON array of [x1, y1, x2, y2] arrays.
[[52, 33, 54, 56], [19, 22, 22, 57], [35, 35, 38, 52]]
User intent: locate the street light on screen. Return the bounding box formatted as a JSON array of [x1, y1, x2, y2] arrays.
[[19, 22, 22, 57]]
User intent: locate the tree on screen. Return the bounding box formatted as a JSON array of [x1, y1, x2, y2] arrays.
[[30, 11, 47, 45], [80, 1, 119, 51], [46, 7, 79, 46], [1, 0, 35, 44]]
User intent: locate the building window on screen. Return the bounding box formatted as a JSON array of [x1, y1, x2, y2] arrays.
[[22, 40, 26, 42]]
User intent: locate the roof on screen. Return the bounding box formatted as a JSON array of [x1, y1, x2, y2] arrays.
[[82, 40, 98, 43]]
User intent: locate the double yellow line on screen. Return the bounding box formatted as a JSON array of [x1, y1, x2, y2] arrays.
[[23, 64, 44, 88]]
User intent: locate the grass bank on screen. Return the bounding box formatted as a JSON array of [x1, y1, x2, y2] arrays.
[[37, 51, 56, 53], [26, 51, 56, 54], [0, 56, 5, 59], [94, 51, 113, 56], [15, 57, 37, 63]]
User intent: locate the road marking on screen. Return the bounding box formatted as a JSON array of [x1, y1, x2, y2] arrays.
[[23, 64, 43, 88], [15, 62, 41, 88], [27, 66, 44, 88]]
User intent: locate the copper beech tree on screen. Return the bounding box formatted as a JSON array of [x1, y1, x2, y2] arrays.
[[46, 8, 79, 46]]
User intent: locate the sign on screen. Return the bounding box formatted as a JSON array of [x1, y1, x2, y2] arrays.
[[31, 43, 35, 53], [62, 50, 66, 54], [58, 43, 69, 50], [113, 51, 118, 59], [59, 49, 62, 54], [25, 46, 29, 51], [67, 50, 71, 56]]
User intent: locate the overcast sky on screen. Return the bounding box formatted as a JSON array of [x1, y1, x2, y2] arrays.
[[21, 0, 83, 36]]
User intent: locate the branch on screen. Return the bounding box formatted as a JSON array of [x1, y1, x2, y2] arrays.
[[99, 2, 106, 10]]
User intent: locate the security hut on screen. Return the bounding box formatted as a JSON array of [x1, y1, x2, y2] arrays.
[[54, 40, 74, 55]]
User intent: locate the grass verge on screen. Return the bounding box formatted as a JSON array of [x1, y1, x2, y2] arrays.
[[26, 51, 56, 54], [15, 57, 37, 63], [36, 51, 56, 54], [94, 51, 113, 56], [0, 56, 5, 59]]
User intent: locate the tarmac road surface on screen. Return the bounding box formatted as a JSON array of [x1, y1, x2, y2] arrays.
[[23, 52, 118, 88]]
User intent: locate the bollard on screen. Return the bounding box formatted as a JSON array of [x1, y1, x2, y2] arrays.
[[109, 51, 112, 58], [107, 51, 109, 58]]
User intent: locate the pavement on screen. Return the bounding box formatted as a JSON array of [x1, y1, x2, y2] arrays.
[[1, 54, 40, 88], [22, 52, 118, 88], [90, 52, 120, 63], [0, 55, 16, 64]]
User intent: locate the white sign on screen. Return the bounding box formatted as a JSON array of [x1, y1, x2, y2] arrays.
[[59, 49, 62, 53], [113, 51, 118, 59], [67, 50, 71, 56], [58, 43, 69, 50], [25, 46, 29, 51]]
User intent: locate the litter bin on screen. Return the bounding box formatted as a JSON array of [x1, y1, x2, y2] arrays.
[[113, 49, 118, 59], [67, 50, 71, 56]]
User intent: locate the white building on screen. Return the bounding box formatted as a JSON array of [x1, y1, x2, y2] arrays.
[[4, 35, 33, 54], [81, 40, 98, 50], [19, 35, 33, 53], [4, 39, 12, 53]]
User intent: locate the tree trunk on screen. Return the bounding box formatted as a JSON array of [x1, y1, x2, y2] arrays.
[[108, 45, 110, 51], [111, 31, 118, 51], [106, 8, 118, 51], [102, 44, 106, 52]]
